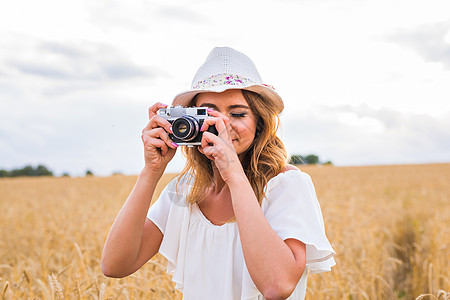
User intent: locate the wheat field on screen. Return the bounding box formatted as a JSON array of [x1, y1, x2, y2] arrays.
[[0, 164, 449, 299]]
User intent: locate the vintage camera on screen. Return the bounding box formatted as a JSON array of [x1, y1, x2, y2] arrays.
[[158, 106, 218, 146]]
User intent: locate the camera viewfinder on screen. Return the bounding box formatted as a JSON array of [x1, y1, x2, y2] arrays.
[[197, 108, 207, 115]]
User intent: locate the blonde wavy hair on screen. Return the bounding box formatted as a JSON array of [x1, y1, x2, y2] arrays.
[[178, 89, 287, 206]]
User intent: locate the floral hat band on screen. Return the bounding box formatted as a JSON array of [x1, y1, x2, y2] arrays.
[[192, 73, 256, 90], [172, 47, 284, 113], [192, 73, 276, 91]]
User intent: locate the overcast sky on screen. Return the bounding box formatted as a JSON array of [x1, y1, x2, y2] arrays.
[[1, 0, 450, 176]]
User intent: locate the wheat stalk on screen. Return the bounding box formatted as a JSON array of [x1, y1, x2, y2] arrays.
[[2, 281, 9, 300], [73, 274, 81, 300], [49, 274, 64, 300]]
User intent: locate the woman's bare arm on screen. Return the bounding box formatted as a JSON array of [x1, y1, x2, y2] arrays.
[[102, 102, 177, 278], [101, 168, 164, 278], [228, 174, 306, 300]]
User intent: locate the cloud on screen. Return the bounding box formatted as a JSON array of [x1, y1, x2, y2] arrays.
[[84, 1, 207, 34], [321, 104, 403, 129], [4, 40, 158, 82], [282, 104, 450, 166], [155, 4, 208, 23], [386, 19, 450, 70]]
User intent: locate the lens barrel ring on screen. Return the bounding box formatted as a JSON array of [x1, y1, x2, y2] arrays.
[[172, 115, 200, 141]]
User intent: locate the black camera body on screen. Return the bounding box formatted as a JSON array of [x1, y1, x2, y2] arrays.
[[158, 106, 218, 146]]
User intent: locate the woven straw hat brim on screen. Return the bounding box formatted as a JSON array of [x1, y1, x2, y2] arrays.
[[172, 84, 284, 114]]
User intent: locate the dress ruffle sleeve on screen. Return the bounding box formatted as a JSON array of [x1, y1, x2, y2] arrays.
[[262, 170, 336, 273]]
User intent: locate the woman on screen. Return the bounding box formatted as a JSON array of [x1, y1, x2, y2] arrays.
[[101, 47, 335, 299]]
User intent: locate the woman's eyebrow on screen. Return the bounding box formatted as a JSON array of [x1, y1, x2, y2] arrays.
[[228, 104, 250, 109], [199, 103, 218, 109], [198, 103, 250, 110]]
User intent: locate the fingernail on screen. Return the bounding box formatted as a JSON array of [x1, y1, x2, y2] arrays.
[[169, 126, 173, 133], [200, 124, 205, 131], [206, 108, 213, 112], [172, 142, 179, 148]]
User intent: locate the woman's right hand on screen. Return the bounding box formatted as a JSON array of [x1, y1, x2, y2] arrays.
[[141, 102, 178, 173]]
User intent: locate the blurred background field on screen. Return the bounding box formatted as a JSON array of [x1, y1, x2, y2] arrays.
[[0, 164, 449, 299]]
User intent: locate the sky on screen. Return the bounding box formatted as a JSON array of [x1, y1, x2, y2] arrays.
[[1, 0, 450, 176]]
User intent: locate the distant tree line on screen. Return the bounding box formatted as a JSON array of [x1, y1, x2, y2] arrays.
[[288, 154, 332, 165], [0, 165, 54, 177], [0, 165, 95, 178]]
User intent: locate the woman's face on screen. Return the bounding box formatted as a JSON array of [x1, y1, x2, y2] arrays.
[[195, 89, 258, 155]]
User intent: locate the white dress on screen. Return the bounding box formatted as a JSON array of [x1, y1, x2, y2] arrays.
[[147, 169, 335, 300]]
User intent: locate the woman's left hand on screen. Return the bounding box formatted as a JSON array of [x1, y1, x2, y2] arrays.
[[198, 109, 244, 183]]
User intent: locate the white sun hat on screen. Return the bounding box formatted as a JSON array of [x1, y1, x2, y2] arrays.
[[172, 47, 284, 113]]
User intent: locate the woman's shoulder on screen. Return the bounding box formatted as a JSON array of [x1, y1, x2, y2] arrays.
[[275, 164, 308, 181], [266, 164, 312, 192], [280, 164, 299, 173]]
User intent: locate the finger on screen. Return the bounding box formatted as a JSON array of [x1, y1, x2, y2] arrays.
[[143, 115, 173, 135], [148, 102, 169, 119], [197, 145, 214, 161], [150, 115, 173, 133], [143, 127, 178, 149], [197, 145, 206, 156], [201, 117, 229, 139], [146, 137, 169, 156], [200, 131, 217, 149], [206, 109, 231, 128], [144, 137, 166, 152]]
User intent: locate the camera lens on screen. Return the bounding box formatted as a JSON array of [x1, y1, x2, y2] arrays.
[[172, 116, 200, 141], [178, 123, 188, 134]]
